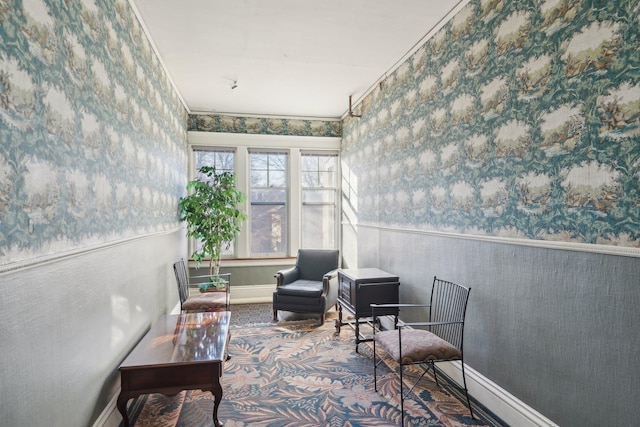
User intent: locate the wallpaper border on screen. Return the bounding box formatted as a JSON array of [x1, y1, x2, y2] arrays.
[[354, 223, 640, 259]]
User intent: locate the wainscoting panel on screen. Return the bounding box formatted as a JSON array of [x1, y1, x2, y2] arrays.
[[353, 225, 639, 427], [1, 230, 186, 427]]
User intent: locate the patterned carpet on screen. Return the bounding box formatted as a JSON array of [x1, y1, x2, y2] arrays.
[[122, 304, 506, 426]]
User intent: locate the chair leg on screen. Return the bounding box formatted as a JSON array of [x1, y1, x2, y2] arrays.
[[432, 361, 474, 419], [273, 309, 278, 322], [461, 361, 474, 419], [318, 313, 325, 325], [399, 362, 404, 426], [373, 340, 378, 391], [432, 361, 439, 385]]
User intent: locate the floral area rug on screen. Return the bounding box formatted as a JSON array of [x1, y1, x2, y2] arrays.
[[123, 315, 505, 426]]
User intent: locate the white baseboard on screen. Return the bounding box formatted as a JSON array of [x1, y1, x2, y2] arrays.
[[170, 301, 181, 314], [437, 361, 558, 427], [230, 284, 275, 304], [92, 392, 122, 427]]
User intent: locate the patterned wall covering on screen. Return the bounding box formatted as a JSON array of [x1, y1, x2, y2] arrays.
[[189, 113, 342, 138], [342, 0, 640, 248], [0, 0, 188, 265]]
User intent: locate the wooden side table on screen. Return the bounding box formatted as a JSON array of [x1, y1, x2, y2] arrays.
[[335, 268, 400, 351]]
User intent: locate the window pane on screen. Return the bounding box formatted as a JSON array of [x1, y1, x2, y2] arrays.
[[301, 154, 336, 188], [269, 170, 286, 187], [251, 170, 268, 187], [302, 171, 319, 187], [268, 153, 287, 170], [300, 152, 338, 250], [302, 205, 335, 249], [192, 148, 236, 257], [195, 150, 234, 174], [251, 188, 286, 203], [251, 204, 286, 254], [318, 171, 335, 187], [301, 156, 318, 170], [251, 153, 268, 169], [303, 189, 336, 203], [250, 150, 288, 256]]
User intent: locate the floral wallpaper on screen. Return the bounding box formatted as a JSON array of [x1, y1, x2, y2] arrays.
[[342, 0, 640, 248], [0, 0, 188, 265], [189, 113, 342, 138]]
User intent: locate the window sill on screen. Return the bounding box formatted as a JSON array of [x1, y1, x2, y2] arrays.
[[188, 257, 297, 268]]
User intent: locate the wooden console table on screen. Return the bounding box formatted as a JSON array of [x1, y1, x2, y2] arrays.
[[118, 311, 230, 427], [335, 268, 400, 351]]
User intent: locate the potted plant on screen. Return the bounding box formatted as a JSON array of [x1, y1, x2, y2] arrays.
[[178, 166, 246, 291]]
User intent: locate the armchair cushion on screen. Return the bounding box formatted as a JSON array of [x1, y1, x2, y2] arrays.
[[276, 280, 323, 297]]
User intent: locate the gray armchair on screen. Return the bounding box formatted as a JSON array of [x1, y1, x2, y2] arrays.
[[273, 249, 340, 325]]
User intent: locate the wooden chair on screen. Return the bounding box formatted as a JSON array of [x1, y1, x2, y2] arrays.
[[173, 259, 230, 312], [372, 276, 472, 425]]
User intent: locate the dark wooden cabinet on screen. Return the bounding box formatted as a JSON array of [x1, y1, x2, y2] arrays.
[[336, 268, 400, 350]]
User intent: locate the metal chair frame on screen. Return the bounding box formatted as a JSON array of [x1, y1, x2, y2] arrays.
[[173, 259, 230, 312], [372, 276, 472, 425]]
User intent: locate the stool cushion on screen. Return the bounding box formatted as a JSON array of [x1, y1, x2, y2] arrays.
[[374, 329, 461, 364], [182, 293, 227, 311]]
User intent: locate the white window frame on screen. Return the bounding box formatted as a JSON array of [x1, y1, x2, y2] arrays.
[[187, 131, 341, 262], [248, 148, 289, 257], [190, 146, 238, 257], [300, 151, 339, 249]]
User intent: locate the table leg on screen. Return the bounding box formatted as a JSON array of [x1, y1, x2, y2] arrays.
[[212, 383, 223, 427], [354, 318, 361, 352], [117, 393, 130, 427], [335, 303, 343, 333]]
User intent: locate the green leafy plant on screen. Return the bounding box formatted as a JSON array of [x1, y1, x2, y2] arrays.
[[178, 166, 246, 282], [199, 275, 228, 292]]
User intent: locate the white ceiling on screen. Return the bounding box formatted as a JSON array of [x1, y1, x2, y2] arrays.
[[131, 0, 462, 118]]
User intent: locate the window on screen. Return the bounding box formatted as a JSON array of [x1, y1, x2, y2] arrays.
[[250, 150, 288, 256], [192, 147, 236, 256], [188, 132, 341, 260], [301, 152, 338, 249], [194, 148, 234, 175]]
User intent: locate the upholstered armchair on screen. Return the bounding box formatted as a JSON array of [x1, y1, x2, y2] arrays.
[[273, 249, 340, 325]]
